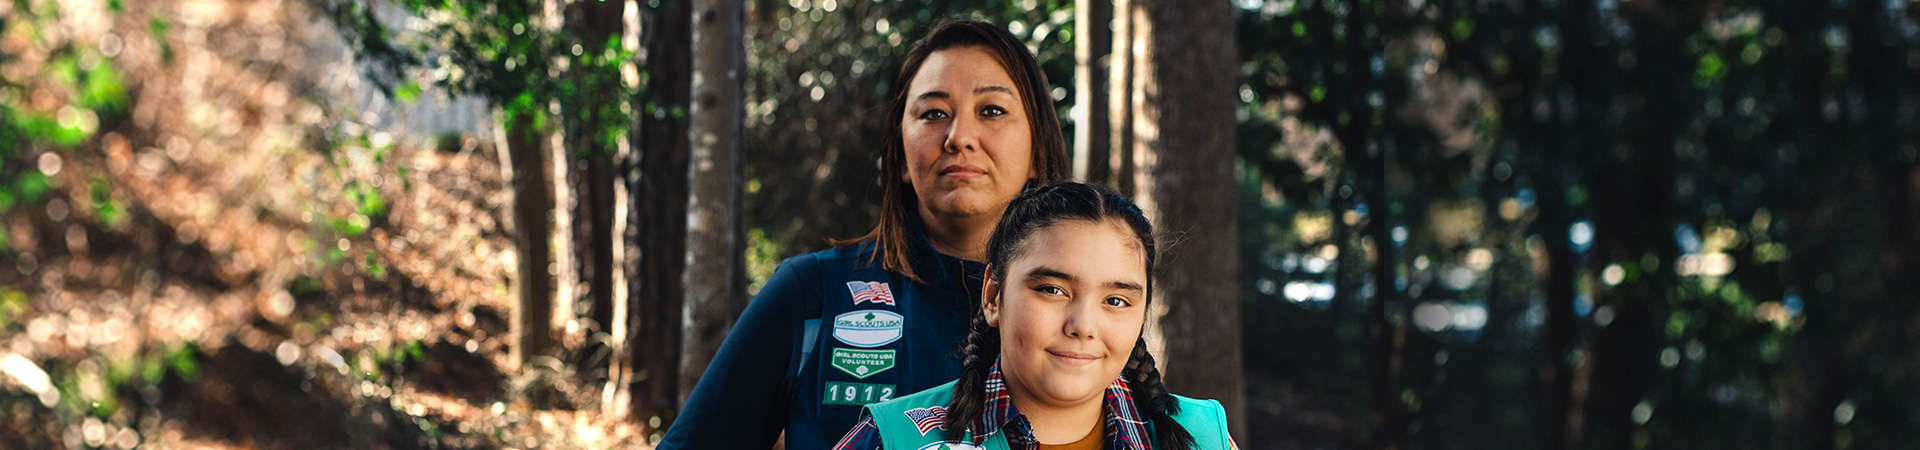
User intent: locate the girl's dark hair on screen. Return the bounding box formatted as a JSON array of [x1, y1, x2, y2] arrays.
[[943, 182, 1194, 450], [836, 18, 1071, 283]]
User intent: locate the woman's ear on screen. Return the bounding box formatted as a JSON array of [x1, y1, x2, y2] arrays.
[[982, 266, 1002, 327]]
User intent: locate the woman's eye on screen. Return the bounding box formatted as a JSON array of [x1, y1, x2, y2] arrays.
[[981, 105, 1007, 117], [919, 109, 950, 120], [1105, 297, 1132, 307], [1037, 285, 1065, 296]]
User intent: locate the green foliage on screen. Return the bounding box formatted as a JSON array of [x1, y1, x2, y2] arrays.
[[347, 181, 389, 222], [0, 287, 27, 329], [287, 275, 327, 298], [745, 228, 784, 295], [89, 176, 122, 226], [164, 341, 202, 383], [149, 18, 174, 65], [1237, 0, 1918, 447], [365, 250, 386, 279]]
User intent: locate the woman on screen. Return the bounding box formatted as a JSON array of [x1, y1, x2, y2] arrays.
[[660, 19, 1070, 450], [833, 182, 1236, 450]]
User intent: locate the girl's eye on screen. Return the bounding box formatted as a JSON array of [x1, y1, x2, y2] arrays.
[[1037, 285, 1065, 296], [920, 109, 950, 121], [1105, 297, 1132, 307], [981, 105, 1008, 117]]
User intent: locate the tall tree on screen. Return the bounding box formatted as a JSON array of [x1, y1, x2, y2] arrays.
[[681, 0, 747, 401], [505, 103, 557, 370], [561, 0, 627, 377], [628, 0, 692, 427], [1074, 0, 1112, 184], [1111, 0, 1245, 438]]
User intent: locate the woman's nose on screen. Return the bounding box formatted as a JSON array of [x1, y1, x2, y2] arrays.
[[944, 115, 978, 153]]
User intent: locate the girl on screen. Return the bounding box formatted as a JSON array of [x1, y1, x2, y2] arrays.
[[835, 182, 1237, 450]]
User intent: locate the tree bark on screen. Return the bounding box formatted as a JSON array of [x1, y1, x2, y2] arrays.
[[1111, 0, 1245, 440], [1073, 0, 1111, 185], [628, 0, 692, 429], [681, 0, 747, 403], [1107, 0, 1137, 195], [504, 108, 555, 371], [564, 0, 625, 377]]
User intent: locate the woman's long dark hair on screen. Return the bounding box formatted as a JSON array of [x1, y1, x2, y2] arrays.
[[943, 182, 1194, 450], [836, 18, 1070, 283]]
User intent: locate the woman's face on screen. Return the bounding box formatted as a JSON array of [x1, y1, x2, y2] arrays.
[[900, 45, 1036, 223], [984, 219, 1147, 412]]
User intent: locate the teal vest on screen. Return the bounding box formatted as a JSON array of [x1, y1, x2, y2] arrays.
[[864, 381, 1231, 450]]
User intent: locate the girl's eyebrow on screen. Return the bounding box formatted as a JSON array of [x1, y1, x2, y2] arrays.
[[1023, 266, 1145, 293]]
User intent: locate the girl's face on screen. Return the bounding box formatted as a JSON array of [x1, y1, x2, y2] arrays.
[[984, 219, 1147, 411], [899, 45, 1036, 222]]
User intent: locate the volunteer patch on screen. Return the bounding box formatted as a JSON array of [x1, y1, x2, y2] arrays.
[[822, 381, 894, 405], [915, 442, 980, 450], [905, 406, 948, 435], [846, 281, 896, 306], [830, 348, 896, 379], [832, 310, 904, 347]]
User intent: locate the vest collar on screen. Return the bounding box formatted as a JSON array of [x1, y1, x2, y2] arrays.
[[971, 360, 1155, 450]]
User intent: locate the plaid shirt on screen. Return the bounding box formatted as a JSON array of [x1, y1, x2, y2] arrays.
[[834, 360, 1235, 450]]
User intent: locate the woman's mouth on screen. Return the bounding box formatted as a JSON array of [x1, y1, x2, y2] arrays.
[[939, 164, 987, 179]]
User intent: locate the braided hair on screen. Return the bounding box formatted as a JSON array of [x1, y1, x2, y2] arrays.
[[943, 181, 1195, 450]]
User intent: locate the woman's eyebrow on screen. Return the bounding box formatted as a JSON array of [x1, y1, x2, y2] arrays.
[[974, 85, 1014, 95], [916, 85, 1015, 101]]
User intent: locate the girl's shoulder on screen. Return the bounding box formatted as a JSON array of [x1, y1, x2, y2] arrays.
[[1164, 394, 1233, 450]]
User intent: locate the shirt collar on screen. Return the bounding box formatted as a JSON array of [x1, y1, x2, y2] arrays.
[[971, 360, 1155, 450], [902, 211, 984, 288]]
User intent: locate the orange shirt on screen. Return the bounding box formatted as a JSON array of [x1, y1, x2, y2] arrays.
[[1038, 421, 1105, 450]]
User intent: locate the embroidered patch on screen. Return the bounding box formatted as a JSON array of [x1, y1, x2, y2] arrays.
[[830, 348, 896, 379], [846, 281, 896, 306], [822, 381, 895, 405], [905, 406, 948, 435], [831, 310, 904, 347], [914, 442, 979, 450]]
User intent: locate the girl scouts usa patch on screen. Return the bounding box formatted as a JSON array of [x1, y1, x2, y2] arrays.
[[831, 310, 903, 347]]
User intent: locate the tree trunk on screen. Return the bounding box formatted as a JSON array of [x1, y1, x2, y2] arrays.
[[1111, 0, 1245, 440], [1538, 209, 1582, 450], [628, 0, 692, 430], [681, 0, 746, 403], [1073, 0, 1111, 185], [1107, 0, 1137, 195], [504, 108, 555, 371], [564, 0, 625, 378]]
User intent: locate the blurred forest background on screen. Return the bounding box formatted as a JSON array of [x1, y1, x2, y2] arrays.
[[2, 0, 1919, 449]]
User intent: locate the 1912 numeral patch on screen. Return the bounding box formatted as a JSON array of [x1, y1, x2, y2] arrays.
[[823, 381, 895, 405]]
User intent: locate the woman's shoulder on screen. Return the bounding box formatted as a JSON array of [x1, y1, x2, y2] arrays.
[[812, 238, 881, 263], [764, 240, 881, 280]]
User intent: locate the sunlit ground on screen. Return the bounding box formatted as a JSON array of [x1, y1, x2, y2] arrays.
[[2, 0, 653, 447]]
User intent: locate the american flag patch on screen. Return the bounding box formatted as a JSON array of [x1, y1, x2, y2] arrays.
[[846, 281, 896, 306], [904, 406, 947, 435]]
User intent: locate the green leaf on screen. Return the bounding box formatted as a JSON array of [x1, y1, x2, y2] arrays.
[[1451, 18, 1475, 41], [395, 82, 423, 103]]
